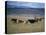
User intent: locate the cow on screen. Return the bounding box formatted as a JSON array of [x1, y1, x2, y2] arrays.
[[18, 20, 24, 23], [36, 17, 43, 21], [11, 18, 17, 23], [28, 19, 36, 23]]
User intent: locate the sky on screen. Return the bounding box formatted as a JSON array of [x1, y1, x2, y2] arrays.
[[7, 1, 45, 8], [7, 0, 44, 3]]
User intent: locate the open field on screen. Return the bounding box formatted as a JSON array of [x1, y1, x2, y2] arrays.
[[7, 15, 45, 34]]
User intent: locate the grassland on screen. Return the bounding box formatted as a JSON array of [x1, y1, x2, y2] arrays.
[[7, 15, 45, 34]]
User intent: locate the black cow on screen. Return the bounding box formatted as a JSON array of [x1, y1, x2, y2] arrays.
[[11, 19, 17, 23], [28, 19, 38, 23], [28, 19, 35, 23]]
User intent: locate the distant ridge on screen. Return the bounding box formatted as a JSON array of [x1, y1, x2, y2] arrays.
[[7, 4, 44, 9]]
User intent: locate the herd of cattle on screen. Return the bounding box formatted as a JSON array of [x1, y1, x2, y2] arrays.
[[11, 16, 44, 24]]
